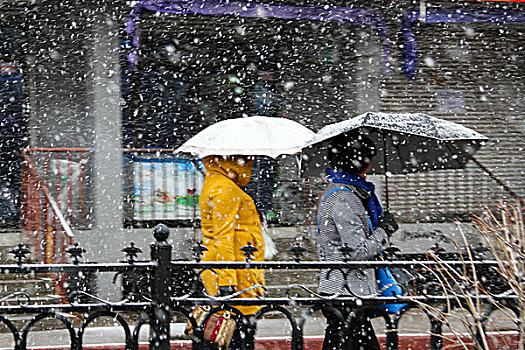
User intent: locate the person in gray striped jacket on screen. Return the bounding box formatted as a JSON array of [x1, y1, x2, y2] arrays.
[[317, 133, 399, 350]]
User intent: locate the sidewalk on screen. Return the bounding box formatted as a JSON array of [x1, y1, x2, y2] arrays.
[[0, 308, 518, 349], [0, 318, 324, 348]]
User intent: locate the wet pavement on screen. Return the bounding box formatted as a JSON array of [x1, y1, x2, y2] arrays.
[[0, 307, 517, 348]]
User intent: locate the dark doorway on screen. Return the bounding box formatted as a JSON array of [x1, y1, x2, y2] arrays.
[[0, 26, 26, 228], [0, 61, 24, 227]]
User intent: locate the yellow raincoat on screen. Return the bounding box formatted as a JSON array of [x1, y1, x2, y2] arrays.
[[199, 156, 265, 315]]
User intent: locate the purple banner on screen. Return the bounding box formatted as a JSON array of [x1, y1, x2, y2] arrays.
[[125, 0, 392, 73]]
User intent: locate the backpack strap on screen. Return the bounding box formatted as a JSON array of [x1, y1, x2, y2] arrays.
[[317, 186, 373, 234]]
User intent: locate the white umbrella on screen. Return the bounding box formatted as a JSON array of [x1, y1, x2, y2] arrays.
[[175, 116, 314, 158]]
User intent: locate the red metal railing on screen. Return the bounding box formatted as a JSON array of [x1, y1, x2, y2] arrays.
[[22, 147, 92, 230], [20, 147, 91, 296]]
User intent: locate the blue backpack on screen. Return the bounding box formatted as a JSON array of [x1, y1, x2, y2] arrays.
[[318, 186, 407, 314]]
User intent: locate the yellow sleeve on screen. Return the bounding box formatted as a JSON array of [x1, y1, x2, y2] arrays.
[[210, 186, 241, 287]]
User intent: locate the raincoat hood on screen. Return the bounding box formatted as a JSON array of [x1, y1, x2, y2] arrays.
[[203, 155, 253, 187]]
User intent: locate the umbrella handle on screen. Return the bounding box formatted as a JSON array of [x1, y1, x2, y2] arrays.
[[190, 158, 205, 243], [382, 131, 390, 211]]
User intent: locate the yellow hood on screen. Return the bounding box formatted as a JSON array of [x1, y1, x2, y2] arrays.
[[203, 156, 253, 187]]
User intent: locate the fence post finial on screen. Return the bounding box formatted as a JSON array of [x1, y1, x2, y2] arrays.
[[9, 243, 31, 265], [153, 223, 170, 242]]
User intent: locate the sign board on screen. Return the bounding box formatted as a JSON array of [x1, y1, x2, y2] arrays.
[[129, 156, 204, 221], [436, 89, 465, 113]]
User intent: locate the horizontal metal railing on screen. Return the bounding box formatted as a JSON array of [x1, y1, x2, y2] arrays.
[[0, 226, 518, 350]]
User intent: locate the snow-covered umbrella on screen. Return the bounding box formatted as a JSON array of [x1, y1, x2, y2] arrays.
[[302, 112, 488, 206], [175, 116, 315, 158]]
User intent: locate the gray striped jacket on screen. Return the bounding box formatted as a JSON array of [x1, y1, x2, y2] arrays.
[[317, 183, 391, 296]]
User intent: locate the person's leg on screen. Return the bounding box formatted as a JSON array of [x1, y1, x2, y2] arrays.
[[349, 315, 380, 350], [323, 318, 344, 350], [322, 308, 348, 350], [228, 326, 242, 350], [228, 315, 257, 350], [361, 317, 381, 350]]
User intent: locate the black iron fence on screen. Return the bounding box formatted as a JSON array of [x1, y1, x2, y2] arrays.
[[0, 225, 519, 350]]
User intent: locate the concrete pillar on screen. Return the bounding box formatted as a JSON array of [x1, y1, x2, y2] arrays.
[[87, 13, 124, 231], [354, 28, 386, 204], [27, 2, 124, 231], [354, 28, 382, 114]]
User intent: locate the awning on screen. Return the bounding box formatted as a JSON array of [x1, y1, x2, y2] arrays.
[[400, 7, 525, 79], [125, 0, 392, 74]]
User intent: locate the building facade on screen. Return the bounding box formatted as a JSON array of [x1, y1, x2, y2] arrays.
[[0, 1, 523, 254]]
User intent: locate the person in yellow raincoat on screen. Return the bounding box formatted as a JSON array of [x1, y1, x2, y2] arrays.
[[199, 155, 266, 349]]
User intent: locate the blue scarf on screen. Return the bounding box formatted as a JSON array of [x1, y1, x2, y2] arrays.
[[326, 169, 383, 228]]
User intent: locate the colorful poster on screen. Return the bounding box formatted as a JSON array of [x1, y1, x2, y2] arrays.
[[130, 157, 204, 220]]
